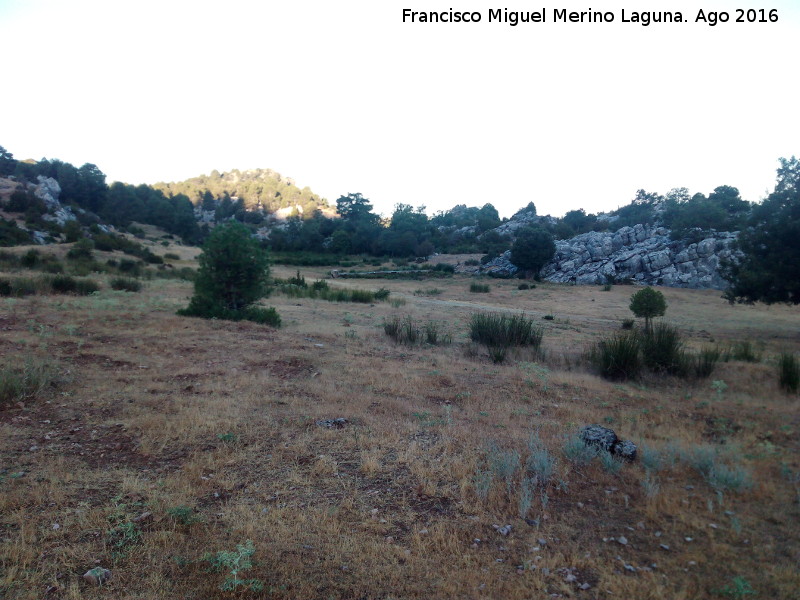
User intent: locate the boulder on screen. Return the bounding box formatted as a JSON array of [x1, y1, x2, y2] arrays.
[[579, 425, 637, 461]]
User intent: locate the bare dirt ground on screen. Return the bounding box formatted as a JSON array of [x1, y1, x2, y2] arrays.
[[1, 257, 798, 599]]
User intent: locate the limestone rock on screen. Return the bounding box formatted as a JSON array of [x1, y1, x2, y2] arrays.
[[539, 226, 739, 289], [82, 567, 112, 586], [579, 424, 637, 461]]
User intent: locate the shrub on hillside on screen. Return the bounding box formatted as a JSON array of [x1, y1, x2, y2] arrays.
[[110, 277, 142, 292], [470, 313, 543, 352], [178, 222, 279, 326], [640, 322, 686, 375], [629, 286, 666, 332], [470, 282, 490, 293], [588, 331, 642, 380], [778, 352, 799, 393]]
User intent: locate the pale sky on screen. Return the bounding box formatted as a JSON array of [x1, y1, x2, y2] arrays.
[[1, 0, 798, 218]]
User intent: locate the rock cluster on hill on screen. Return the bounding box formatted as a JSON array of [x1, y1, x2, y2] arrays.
[[540, 224, 738, 289]]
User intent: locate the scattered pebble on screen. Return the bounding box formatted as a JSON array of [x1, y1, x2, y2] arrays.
[[624, 563, 637, 573], [660, 544, 670, 551], [52, 523, 60, 530], [579, 583, 591, 590], [564, 573, 577, 583], [709, 523, 718, 529], [685, 537, 693, 542], [82, 568, 111, 586], [655, 531, 662, 537], [617, 536, 628, 546], [418, 528, 428, 535]]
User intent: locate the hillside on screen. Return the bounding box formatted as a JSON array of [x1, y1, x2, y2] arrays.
[[153, 168, 332, 223]]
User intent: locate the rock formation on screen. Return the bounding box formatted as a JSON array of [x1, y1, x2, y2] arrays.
[[540, 224, 738, 289]]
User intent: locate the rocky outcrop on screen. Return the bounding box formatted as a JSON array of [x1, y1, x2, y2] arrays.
[[32, 176, 77, 227], [540, 224, 738, 289]]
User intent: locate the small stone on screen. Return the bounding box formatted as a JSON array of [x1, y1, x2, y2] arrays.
[[497, 525, 512, 536], [576, 502, 584, 508], [709, 523, 718, 529], [654, 531, 662, 537], [133, 512, 153, 524], [624, 564, 637, 573], [579, 583, 591, 590], [636, 521, 645, 530], [660, 544, 670, 551], [524, 518, 539, 526], [474, 538, 481, 544], [564, 573, 577, 583], [685, 537, 693, 542], [82, 568, 112, 586], [537, 538, 547, 546], [418, 528, 428, 535], [685, 485, 694, 490], [52, 523, 60, 530], [617, 536, 628, 545], [724, 510, 735, 516], [688, 561, 697, 566]]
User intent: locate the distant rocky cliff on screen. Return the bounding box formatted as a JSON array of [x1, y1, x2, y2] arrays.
[[475, 223, 739, 290]]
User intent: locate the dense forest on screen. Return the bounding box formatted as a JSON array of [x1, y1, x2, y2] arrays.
[[1, 144, 797, 302]]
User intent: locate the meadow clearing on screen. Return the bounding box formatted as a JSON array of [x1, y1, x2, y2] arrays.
[[0, 245, 798, 599]]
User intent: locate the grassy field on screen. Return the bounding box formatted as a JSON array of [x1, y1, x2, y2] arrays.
[[1, 251, 799, 599]]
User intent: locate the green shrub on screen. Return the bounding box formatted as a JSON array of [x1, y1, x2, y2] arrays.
[[179, 223, 278, 325], [66, 238, 95, 260], [542, 314, 555, 321], [601, 283, 613, 292], [110, 277, 142, 292], [373, 287, 390, 301], [526, 434, 556, 485], [241, 306, 281, 326], [470, 282, 490, 293], [383, 315, 420, 345], [589, 331, 642, 380], [629, 286, 666, 332], [562, 435, 597, 466], [621, 318, 635, 330], [726, 340, 762, 363], [464, 259, 480, 266], [202, 540, 264, 593], [517, 282, 535, 290], [20, 249, 40, 268], [470, 312, 543, 349], [311, 279, 329, 291], [164, 252, 180, 261], [778, 352, 799, 393], [287, 270, 307, 287], [0, 357, 58, 406], [349, 289, 374, 303], [640, 323, 686, 375], [693, 346, 721, 378], [74, 278, 100, 295], [50, 274, 78, 294]]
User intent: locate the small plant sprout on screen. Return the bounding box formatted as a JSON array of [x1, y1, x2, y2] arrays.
[[712, 379, 728, 399], [203, 540, 264, 592]]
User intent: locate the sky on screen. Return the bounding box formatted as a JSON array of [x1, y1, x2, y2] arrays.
[[1, 0, 798, 219]]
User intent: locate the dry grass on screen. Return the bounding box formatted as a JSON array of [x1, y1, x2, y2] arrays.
[[0, 263, 798, 599]]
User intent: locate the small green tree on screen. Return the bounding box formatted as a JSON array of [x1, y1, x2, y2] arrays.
[[179, 222, 279, 325], [510, 227, 555, 277], [629, 286, 666, 332]]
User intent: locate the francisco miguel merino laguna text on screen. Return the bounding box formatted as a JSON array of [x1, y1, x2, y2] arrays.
[[401, 7, 780, 27]]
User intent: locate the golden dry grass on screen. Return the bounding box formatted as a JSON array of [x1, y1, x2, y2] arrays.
[[0, 263, 798, 599]]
